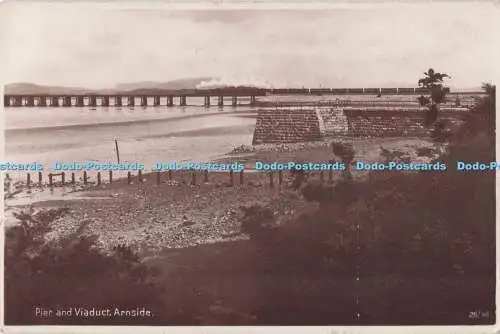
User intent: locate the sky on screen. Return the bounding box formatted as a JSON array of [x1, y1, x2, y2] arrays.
[[0, 1, 499, 89]]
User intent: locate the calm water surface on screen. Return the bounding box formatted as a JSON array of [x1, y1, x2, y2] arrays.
[[4, 103, 258, 176]]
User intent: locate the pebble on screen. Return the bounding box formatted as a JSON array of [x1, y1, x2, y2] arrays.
[[229, 144, 256, 154]]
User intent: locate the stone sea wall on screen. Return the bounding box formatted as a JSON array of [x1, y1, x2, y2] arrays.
[[252, 107, 468, 144], [252, 108, 322, 144], [344, 110, 466, 137], [318, 107, 349, 136]]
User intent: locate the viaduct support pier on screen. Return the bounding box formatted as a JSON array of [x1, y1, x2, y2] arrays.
[[4, 87, 453, 108]]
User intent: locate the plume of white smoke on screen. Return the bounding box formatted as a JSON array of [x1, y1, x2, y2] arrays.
[[196, 76, 273, 89]]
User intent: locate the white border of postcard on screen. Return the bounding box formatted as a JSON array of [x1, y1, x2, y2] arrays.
[[0, 0, 498, 334]]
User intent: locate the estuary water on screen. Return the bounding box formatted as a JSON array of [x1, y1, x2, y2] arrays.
[[4, 98, 258, 178]]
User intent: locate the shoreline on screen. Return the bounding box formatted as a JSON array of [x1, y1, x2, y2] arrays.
[[4, 136, 441, 198], [3, 136, 442, 254], [5, 108, 258, 134]]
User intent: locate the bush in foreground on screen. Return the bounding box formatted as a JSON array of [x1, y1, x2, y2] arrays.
[[4, 208, 165, 325]]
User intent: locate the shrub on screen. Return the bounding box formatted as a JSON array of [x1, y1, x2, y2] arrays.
[[331, 141, 355, 179], [240, 204, 275, 239], [4, 173, 13, 199], [289, 168, 307, 190], [300, 178, 362, 208], [416, 147, 436, 157], [4, 208, 165, 325], [300, 180, 333, 205], [331, 141, 355, 163]]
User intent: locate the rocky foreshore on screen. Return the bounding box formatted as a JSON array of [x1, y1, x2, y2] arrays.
[[11, 171, 314, 255], [5, 137, 443, 255]]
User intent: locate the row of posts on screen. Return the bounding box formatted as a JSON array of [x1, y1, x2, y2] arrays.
[[203, 96, 239, 107], [4, 95, 256, 107], [17, 169, 336, 189]]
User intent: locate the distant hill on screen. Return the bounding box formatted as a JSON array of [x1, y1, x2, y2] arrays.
[[4, 77, 219, 95], [4, 83, 91, 95]]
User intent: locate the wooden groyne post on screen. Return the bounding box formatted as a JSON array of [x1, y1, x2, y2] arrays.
[[115, 139, 120, 163], [71, 172, 76, 185], [83, 171, 88, 185], [278, 171, 283, 185], [48, 173, 53, 188], [38, 172, 42, 187], [204, 170, 209, 183], [97, 172, 101, 185], [229, 170, 234, 186], [109, 171, 113, 183], [239, 170, 244, 185], [26, 173, 31, 188], [127, 171, 132, 184], [156, 171, 161, 185]]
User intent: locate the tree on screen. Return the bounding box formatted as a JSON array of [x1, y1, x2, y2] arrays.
[[481, 82, 495, 94], [331, 141, 355, 180], [417, 68, 451, 126], [480, 82, 496, 132], [481, 82, 496, 106]]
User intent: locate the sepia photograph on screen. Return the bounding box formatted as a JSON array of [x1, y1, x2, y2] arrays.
[[1, 0, 498, 329]]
